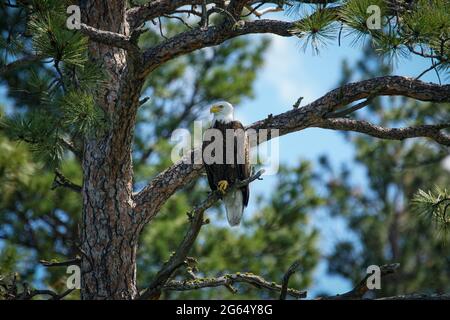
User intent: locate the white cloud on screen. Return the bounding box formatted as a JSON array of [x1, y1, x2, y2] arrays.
[[262, 35, 317, 105]]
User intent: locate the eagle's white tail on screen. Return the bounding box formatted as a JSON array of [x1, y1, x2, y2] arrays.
[[224, 190, 244, 227]]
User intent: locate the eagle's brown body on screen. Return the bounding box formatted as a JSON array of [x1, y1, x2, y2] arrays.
[[202, 120, 250, 224]]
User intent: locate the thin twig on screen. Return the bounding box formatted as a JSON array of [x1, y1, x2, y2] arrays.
[[51, 169, 82, 193], [415, 61, 444, 81], [40, 258, 81, 267], [158, 17, 168, 40], [327, 98, 372, 118], [280, 259, 301, 300]]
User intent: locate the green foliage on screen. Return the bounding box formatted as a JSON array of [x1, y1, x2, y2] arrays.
[[28, 11, 88, 66], [65, 62, 107, 92], [291, 7, 337, 54], [338, 0, 386, 44], [0, 0, 106, 167], [413, 187, 450, 238], [0, 34, 25, 59], [59, 91, 106, 136], [402, 0, 450, 43], [288, 0, 449, 75], [325, 43, 450, 297], [1, 111, 64, 168]]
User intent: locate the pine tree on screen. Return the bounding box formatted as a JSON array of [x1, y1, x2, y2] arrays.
[[0, 0, 449, 299], [324, 43, 450, 297]]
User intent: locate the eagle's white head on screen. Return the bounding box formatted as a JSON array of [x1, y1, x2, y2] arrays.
[[210, 101, 234, 124]]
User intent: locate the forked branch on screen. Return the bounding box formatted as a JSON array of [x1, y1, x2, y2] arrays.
[[139, 170, 264, 300], [163, 273, 306, 299]]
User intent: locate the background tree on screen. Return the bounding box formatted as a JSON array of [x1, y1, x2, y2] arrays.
[[0, 0, 449, 299], [324, 44, 450, 297]]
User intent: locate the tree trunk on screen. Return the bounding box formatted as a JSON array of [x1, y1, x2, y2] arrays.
[[81, 134, 139, 299], [79, 0, 143, 300]]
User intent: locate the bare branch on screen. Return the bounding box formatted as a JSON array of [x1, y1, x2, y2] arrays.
[[127, 0, 215, 29], [134, 76, 450, 227], [227, 0, 251, 18], [1, 274, 74, 300], [163, 273, 307, 299], [415, 61, 444, 81], [139, 170, 265, 300], [51, 169, 82, 193], [251, 6, 284, 18], [326, 98, 372, 118], [22, 288, 75, 300], [79, 23, 139, 53], [0, 54, 44, 76], [319, 263, 400, 300], [378, 293, 450, 300], [59, 137, 82, 160], [280, 259, 302, 300], [315, 118, 450, 146], [40, 258, 81, 267]]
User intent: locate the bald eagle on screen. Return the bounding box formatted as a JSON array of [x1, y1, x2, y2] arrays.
[[202, 101, 251, 227]]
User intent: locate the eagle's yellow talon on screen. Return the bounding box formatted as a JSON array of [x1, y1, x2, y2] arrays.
[[217, 180, 229, 193]]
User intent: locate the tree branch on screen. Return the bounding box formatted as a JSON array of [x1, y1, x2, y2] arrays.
[[139, 170, 265, 300], [319, 263, 400, 300], [40, 258, 81, 267], [59, 137, 82, 160], [79, 23, 139, 53], [20, 288, 75, 300], [280, 259, 302, 300], [0, 54, 44, 76], [326, 98, 372, 118], [139, 6, 343, 76], [134, 76, 450, 227], [141, 19, 296, 76], [378, 293, 450, 300], [315, 119, 450, 146], [127, 0, 215, 29], [0, 274, 74, 300], [51, 169, 82, 193], [162, 273, 307, 299], [227, 0, 251, 18]]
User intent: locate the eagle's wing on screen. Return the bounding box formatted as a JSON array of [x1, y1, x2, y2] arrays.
[[232, 121, 250, 207], [202, 131, 218, 191]]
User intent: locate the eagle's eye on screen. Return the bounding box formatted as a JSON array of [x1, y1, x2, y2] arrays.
[[210, 104, 224, 114]]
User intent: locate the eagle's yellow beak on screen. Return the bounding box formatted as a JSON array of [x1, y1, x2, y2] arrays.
[[210, 105, 221, 114]]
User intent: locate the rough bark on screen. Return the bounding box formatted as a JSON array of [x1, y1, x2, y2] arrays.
[[79, 0, 142, 300]]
